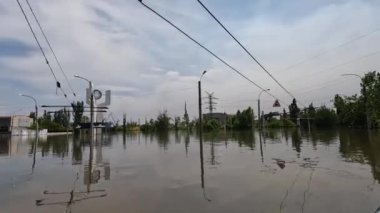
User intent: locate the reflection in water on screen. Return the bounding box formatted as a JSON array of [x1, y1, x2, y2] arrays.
[[291, 128, 302, 157], [123, 132, 126, 149], [72, 135, 82, 165], [31, 135, 37, 172], [184, 132, 190, 157], [84, 138, 110, 188], [259, 130, 264, 163], [199, 132, 211, 202], [2, 129, 380, 212], [36, 174, 106, 213], [35, 135, 108, 212], [339, 129, 380, 183], [37, 135, 69, 158], [157, 131, 169, 150], [0, 135, 10, 156]]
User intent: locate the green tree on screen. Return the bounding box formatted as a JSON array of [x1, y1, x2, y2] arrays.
[[334, 94, 366, 127], [203, 119, 221, 131], [155, 110, 170, 131], [71, 101, 84, 132], [174, 116, 181, 131], [53, 109, 70, 128], [361, 71, 380, 128], [288, 98, 300, 123], [314, 106, 337, 127], [225, 107, 254, 130]]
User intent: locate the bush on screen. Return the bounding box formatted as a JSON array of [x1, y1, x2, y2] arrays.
[[266, 118, 296, 128], [203, 119, 221, 131], [314, 106, 337, 127]]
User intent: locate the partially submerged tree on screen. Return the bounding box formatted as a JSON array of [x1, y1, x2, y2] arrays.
[[71, 101, 84, 132], [288, 98, 300, 123], [155, 110, 170, 131]]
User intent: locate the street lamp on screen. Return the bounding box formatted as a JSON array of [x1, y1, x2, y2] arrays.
[[341, 74, 371, 129], [74, 74, 94, 136], [258, 89, 270, 129], [20, 94, 39, 171], [19, 94, 38, 135], [198, 70, 210, 201], [198, 70, 207, 135]]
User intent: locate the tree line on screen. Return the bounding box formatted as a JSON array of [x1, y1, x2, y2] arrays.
[[30, 71, 380, 132]]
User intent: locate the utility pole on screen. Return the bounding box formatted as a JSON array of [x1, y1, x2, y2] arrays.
[[258, 89, 270, 129], [198, 70, 207, 136], [90, 82, 94, 137]]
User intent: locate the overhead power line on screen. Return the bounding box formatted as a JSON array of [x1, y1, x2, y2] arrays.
[[138, 0, 289, 107], [196, 0, 296, 100], [25, 0, 76, 97], [281, 26, 380, 73], [15, 0, 68, 98]]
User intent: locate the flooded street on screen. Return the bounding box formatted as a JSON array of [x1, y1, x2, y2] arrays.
[[1, 129, 380, 213]]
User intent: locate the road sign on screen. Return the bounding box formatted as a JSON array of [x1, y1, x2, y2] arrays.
[[273, 99, 281, 107]]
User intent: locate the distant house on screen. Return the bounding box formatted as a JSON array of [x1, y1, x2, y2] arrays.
[[203, 112, 228, 124], [0, 115, 33, 134]]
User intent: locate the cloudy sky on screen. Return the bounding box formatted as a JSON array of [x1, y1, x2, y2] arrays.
[[1, 0, 380, 121]]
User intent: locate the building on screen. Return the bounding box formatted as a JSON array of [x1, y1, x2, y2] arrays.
[[204, 112, 228, 124], [0, 115, 33, 134]]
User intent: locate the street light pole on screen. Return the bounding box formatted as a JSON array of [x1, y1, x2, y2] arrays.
[[258, 89, 270, 129], [74, 75, 94, 136], [341, 74, 371, 129], [198, 70, 207, 136], [20, 94, 38, 171], [19, 94, 38, 135]]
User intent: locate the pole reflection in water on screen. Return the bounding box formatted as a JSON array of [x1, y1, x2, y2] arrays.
[[123, 131, 126, 150], [185, 132, 190, 157], [36, 135, 107, 212], [199, 134, 211, 202], [259, 130, 264, 163], [31, 133, 38, 173]]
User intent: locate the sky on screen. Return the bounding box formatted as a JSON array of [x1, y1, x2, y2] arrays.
[[1, 0, 380, 122]]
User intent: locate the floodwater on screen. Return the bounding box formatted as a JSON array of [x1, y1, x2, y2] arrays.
[[1, 128, 380, 213]]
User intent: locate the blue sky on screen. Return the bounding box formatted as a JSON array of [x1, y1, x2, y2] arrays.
[[1, 0, 380, 121]]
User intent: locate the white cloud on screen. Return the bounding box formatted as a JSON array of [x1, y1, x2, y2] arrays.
[[1, 0, 379, 121]]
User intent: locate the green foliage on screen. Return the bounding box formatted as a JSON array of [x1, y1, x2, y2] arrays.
[[35, 110, 68, 132], [266, 118, 296, 128], [155, 110, 170, 131], [71, 101, 84, 130], [174, 116, 181, 131], [203, 119, 221, 131], [334, 71, 380, 128], [361, 71, 380, 128], [226, 107, 254, 130], [282, 118, 297, 127], [288, 98, 300, 122], [314, 106, 337, 127], [334, 94, 366, 127], [300, 103, 316, 119], [53, 109, 70, 128], [140, 119, 155, 132]]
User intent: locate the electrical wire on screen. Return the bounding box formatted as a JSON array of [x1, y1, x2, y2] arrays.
[[284, 50, 380, 85], [25, 0, 77, 97], [281, 27, 380, 73], [138, 0, 288, 107], [15, 0, 68, 99], [197, 0, 297, 100]]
